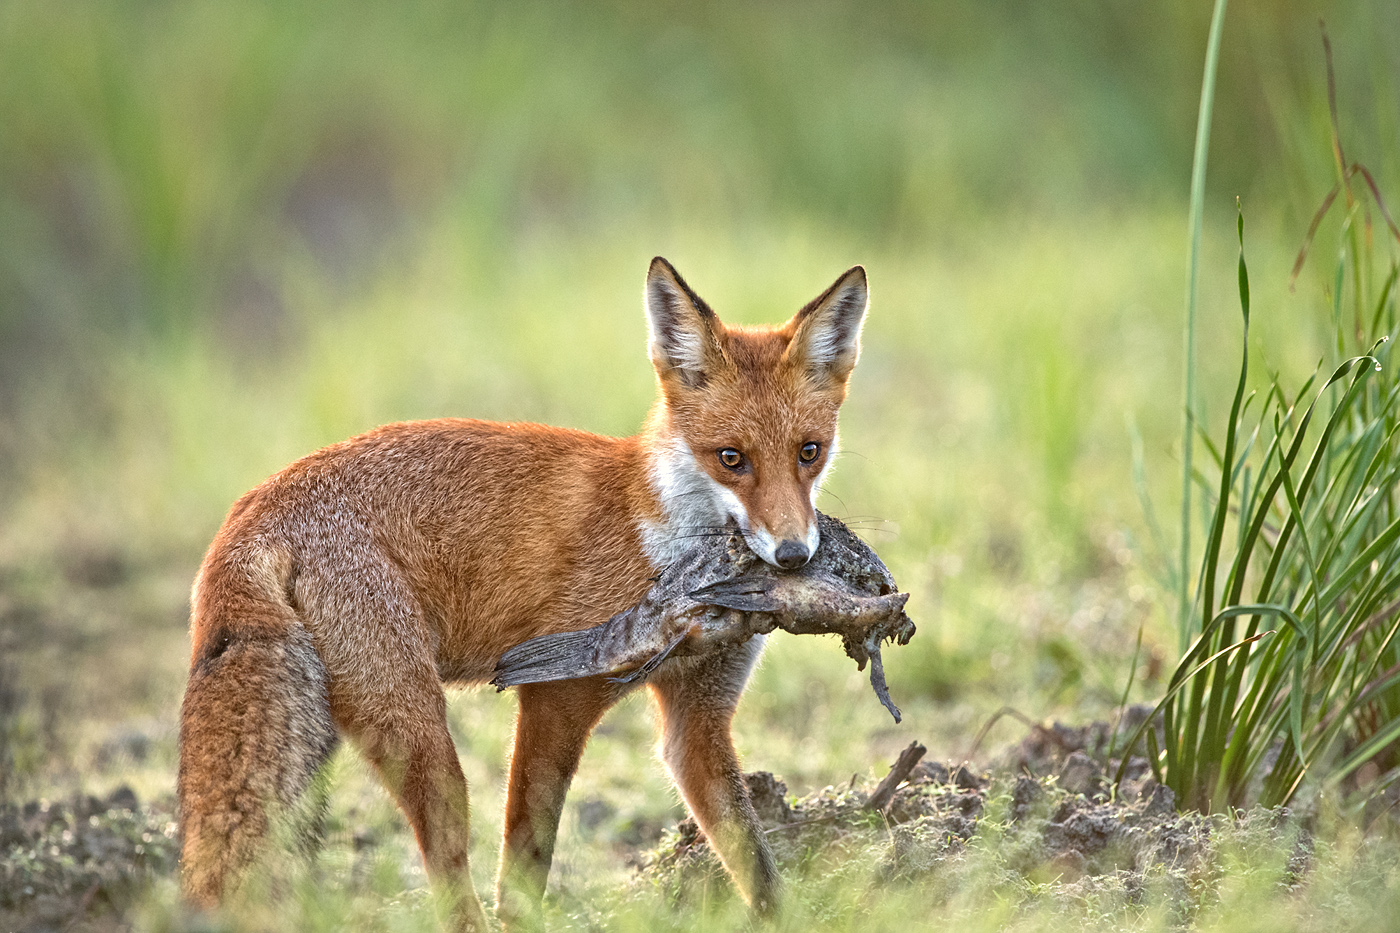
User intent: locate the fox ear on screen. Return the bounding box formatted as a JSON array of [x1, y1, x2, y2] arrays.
[[785, 265, 868, 382], [645, 257, 726, 389]]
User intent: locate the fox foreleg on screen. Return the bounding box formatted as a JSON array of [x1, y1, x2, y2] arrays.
[[649, 638, 779, 915]]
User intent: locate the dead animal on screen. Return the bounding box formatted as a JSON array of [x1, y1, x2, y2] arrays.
[[493, 512, 916, 720]]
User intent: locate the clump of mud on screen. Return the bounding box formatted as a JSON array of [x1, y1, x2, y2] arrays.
[[641, 720, 1310, 920], [0, 786, 178, 929]]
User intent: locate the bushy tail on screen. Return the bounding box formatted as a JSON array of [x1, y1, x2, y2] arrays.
[[178, 621, 338, 906]]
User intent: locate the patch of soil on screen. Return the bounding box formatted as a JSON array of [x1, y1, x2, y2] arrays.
[[0, 786, 178, 931], [640, 715, 1309, 920]]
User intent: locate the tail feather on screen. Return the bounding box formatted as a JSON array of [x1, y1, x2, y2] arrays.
[[492, 629, 608, 688]]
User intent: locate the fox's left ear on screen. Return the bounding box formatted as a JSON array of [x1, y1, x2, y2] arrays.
[[784, 265, 868, 383]]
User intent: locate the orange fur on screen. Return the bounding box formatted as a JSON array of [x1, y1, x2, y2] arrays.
[[177, 258, 868, 930]]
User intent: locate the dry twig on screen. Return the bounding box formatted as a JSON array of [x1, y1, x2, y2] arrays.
[[865, 741, 927, 813]]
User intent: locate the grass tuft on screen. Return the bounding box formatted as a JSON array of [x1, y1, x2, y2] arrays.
[[1124, 63, 1400, 808]]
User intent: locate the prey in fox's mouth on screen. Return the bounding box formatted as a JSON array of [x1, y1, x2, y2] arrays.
[[494, 511, 916, 721]]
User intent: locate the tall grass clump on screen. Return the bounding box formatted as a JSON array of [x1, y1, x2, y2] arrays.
[[1122, 32, 1400, 812]]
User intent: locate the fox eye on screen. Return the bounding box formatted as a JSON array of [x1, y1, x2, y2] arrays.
[[799, 442, 821, 464], [718, 448, 745, 470]]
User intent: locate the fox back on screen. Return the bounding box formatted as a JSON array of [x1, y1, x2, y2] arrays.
[[177, 257, 869, 931]]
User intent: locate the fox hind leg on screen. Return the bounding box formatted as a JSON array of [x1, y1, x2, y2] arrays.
[[343, 693, 487, 931], [309, 555, 489, 932], [496, 676, 620, 931]]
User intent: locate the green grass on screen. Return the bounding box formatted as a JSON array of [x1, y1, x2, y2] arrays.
[[1177, 0, 1231, 653], [1119, 32, 1400, 814], [1121, 203, 1400, 812]]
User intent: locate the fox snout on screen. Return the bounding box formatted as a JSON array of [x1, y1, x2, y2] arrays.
[[773, 539, 812, 570], [743, 516, 820, 570]]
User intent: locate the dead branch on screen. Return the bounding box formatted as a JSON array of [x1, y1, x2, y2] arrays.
[[865, 741, 927, 813]]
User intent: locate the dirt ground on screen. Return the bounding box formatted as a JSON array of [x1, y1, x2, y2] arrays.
[[638, 715, 1310, 924], [0, 787, 177, 932], [0, 710, 1326, 931]]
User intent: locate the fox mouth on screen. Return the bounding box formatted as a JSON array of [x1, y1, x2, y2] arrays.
[[734, 521, 820, 570]]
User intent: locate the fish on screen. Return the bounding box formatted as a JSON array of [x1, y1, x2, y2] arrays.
[[492, 512, 917, 721]]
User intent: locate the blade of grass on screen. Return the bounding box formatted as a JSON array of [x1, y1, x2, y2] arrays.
[[1196, 204, 1256, 805], [1369, 266, 1398, 337], [1179, 0, 1232, 654], [1109, 624, 1146, 763]]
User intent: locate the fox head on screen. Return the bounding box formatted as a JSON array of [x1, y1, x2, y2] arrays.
[[642, 257, 868, 569]]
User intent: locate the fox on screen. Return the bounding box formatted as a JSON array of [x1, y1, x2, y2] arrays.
[[177, 256, 870, 930]]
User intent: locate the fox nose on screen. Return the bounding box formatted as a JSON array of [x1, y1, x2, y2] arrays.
[[773, 539, 812, 570]]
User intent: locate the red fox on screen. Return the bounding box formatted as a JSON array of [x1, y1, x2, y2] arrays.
[[177, 257, 869, 930]]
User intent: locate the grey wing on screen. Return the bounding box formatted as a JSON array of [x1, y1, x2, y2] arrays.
[[492, 628, 609, 688]]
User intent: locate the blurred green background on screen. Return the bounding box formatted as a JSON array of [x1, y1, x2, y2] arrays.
[[1, 0, 1398, 910]]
